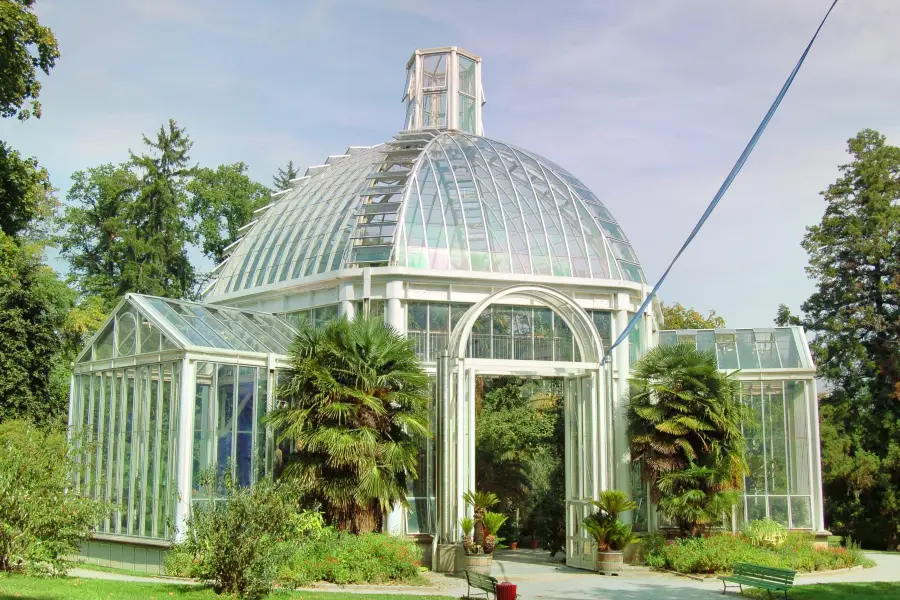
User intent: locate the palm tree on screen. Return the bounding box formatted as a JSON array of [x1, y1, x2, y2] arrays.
[[627, 343, 746, 536], [463, 490, 499, 545], [265, 317, 430, 533]]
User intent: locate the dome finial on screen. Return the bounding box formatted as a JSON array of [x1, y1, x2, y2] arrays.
[[403, 47, 484, 135]]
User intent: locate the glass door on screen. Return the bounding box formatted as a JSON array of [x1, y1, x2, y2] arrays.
[[565, 374, 598, 570]]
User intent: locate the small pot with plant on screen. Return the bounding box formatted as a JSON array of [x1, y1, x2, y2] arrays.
[[582, 490, 638, 574]]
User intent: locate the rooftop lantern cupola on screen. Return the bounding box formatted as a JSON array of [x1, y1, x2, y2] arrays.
[[403, 47, 484, 135]]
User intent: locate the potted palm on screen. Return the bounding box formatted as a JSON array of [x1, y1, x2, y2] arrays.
[[582, 490, 638, 574], [463, 490, 499, 547], [460, 511, 508, 574]]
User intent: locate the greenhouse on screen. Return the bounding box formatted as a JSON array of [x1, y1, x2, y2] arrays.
[[70, 46, 826, 574]]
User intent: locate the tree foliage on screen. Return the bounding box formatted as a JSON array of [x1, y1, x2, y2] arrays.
[[57, 126, 269, 306], [0, 233, 75, 424], [0, 141, 54, 239], [795, 129, 900, 549], [774, 304, 802, 327], [189, 162, 269, 263], [125, 119, 196, 298], [0, 0, 59, 120], [661, 302, 726, 330], [627, 343, 746, 536], [0, 420, 109, 573], [272, 160, 299, 191], [266, 318, 430, 533]]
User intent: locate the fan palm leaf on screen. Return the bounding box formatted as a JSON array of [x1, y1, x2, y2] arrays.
[[265, 316, 430, 533]]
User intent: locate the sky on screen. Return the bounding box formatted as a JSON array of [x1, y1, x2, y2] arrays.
[[2, 0, 898, 328]]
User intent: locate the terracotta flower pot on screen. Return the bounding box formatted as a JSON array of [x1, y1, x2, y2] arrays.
[[530, 538, 540, 550], [509, 542, 518, 550]]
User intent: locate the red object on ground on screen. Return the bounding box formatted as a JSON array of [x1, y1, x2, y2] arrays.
[[497, 582, 517, 600]]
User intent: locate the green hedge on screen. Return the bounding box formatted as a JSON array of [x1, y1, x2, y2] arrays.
[[644, 532, 874, 574]]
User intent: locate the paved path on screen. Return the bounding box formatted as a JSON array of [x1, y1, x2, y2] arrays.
[[69, 550, 900, 599]]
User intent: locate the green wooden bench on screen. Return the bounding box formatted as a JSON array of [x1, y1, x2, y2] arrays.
[[719, 562, 797, 598], [464, 570, 498, 600]]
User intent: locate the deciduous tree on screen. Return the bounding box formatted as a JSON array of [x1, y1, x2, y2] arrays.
[[0, 0, 59, 120], [661, 302, 726, 330], [189, 163, 269, 264]]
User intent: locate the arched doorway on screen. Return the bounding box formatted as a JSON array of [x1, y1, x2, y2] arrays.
[[433, 285, 609, 571]]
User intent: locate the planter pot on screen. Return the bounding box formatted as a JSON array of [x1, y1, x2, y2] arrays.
[[463, 554, 493, 575], [597, 550, 624, 574], [530, 538, 540, 550], [509, 542, 518, 550]]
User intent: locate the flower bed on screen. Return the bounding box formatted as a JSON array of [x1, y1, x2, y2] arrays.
[[643, 532, 874, 575]]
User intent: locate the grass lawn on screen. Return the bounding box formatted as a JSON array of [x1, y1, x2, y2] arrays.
[[745, 582, 900, 598], [0, 575, 455, 600]]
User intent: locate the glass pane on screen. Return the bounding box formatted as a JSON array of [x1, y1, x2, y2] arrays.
[[143, 366, 159, 537], [618, 261, 645, 283], [123, 368, 137, 533], [429, 303, 449, 333], [765, 382, 788, 494], [742, 382, 766, 494], [236, 367, 255, 487], [216, 365, 235, 487], [491, 306, 511, 360], [776, 328, 802, 368], [255, 368, 268, 482], [513, 308, 532, 360], [534, 308, 553, 361], [313, 304, 339, 329], [193, 362, 215, 496], [459, 94, 476, 134], [554, 313, 574, 362], [697, 330, 716, 355], [769, 496, 789, 527], [117, 311, 137, 356], [459, 56, 476, 95], [786, 381, 811, 495], [716, 334, 739, 370], [658, 331, 677, 346], [94, 323, 114, 360], [157, 363, 171, 538], [105, 372, 118, 531], [422, 53, 447, 88], [423, 92, 447, 128], [139, 312, 161, 354], [746, 496, 767, 522], [628, 314, 643, 366], [790, 496, 812, 529], [736, 330, 760, 369]]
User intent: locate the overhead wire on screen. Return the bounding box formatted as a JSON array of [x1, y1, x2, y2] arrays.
[[602, 0, 840, 364]]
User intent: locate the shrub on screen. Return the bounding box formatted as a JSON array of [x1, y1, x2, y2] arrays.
[[169, 471, 312, 599], [643, 531, 874, 574], [743, 518, 787, 549], [0, 420, 109, 575], [279, 530, 424, 587]]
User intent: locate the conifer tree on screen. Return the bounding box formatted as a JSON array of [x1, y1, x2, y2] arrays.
[[272, 160, 299, 191]]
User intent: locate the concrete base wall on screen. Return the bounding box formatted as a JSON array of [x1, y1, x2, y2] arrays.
[[75, 538, 169, 575]]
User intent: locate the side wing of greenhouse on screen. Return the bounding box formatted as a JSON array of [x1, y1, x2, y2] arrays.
[[68, 294, 297, 572]]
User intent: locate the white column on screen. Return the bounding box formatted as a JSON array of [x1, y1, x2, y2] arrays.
[[385, 282, 407, 534], [808, 379, 827, 532], [613, 303, 631, 496], [174, 358, 196, 541], [466, 366, 476, 513]]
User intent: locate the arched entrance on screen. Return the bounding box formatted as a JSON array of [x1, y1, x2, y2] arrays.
[[434, 285, 609, 571]]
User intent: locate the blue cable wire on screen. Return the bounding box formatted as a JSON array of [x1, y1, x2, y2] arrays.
[[602, 0, 839, 364]]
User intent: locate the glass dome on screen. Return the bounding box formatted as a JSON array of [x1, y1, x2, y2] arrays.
[[205, 130, 645, 298]]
